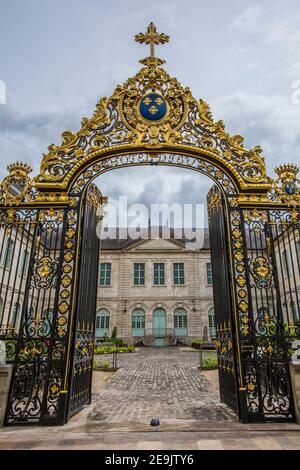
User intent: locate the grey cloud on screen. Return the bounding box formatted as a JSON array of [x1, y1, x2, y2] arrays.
[[96, 167, 211, 227], [213, 92, 300, 175], [0, 99, 92, 177], [1, 0, 300, 215]]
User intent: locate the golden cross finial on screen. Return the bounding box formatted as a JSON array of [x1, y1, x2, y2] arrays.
[[135, 22, 169, 58]]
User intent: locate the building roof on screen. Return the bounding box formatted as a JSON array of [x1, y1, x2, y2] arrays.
[[100, 226, 210, 250]]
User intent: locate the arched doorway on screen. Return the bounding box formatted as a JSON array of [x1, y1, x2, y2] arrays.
[[95, 308, 110, 339], [0, 23, 299, 426], [174, 307, 188, 337], [208, 307, 216, 339], [152, 308, 167, 346], [131, 308, 146, 337]]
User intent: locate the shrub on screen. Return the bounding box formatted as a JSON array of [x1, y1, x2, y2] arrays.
[[111, 327, 117, 339], [93, 359, 111, 371], [99, 360, 110, 370], [94, 345, 135, 355], [111, 337, 123, 346], [201, 357, 218, 370], [192, 339, 215, 350], [191, 339, 204, 349]]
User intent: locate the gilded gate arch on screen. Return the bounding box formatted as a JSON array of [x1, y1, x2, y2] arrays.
[[0, 23, 299, 425]]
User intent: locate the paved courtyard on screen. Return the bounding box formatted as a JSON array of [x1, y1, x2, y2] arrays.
[[1, 346, 300, 450], [90, 346, 234, 425]]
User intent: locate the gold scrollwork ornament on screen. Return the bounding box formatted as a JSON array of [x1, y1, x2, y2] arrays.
[[1, 162, 33, 205], [273, 164, 300, 207], [31, 23, 268, 191], [249, 256, 273, 289]]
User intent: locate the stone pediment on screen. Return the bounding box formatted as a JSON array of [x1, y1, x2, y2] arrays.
[[125, 237, 185, 252]]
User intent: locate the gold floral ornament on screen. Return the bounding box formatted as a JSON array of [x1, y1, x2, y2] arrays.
[[207, 185, 222, 222], [247, 381, 256, 392], [33, 256, 58, 289], [1, 161, 33, 205], [34, 23, 268, 192], [86, 184, 108, 210], [273, 164, 300, 207], [249, 256, 273, 289]]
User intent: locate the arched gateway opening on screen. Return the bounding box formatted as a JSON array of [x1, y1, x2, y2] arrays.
[[0, 24, 299, 426]]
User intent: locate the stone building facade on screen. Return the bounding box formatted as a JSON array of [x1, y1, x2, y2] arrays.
[[96, 228, 215, 346]]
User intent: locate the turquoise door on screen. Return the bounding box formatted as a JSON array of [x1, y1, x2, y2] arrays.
[[131, 309, 146, 337], [208, 307, 216, 339], [153, 308, 167, 346], [174, 308, 188, 336], [95, 309, 110, 339]]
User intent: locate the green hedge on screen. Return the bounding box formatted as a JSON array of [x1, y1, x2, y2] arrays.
[[201, 357, 218, 369], [96, 337, 124, 346], [192, 339, 215, 350], [94, 345, 135, 355]]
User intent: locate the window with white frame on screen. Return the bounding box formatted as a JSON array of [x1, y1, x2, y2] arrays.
[[173, 262, 184, 285], [208, 307, 216, 338], [2, 238, 15, 270], [282, 249, 291, 278], [99, 263, 111, 286], [12, 303, 20, 328], [19, 249, 30, 277], [206, 262, 213, 285], [134, 263, 145, 285], [154, 263, 165, 285]]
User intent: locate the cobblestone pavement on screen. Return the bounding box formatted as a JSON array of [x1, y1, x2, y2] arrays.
[[90, 347, 235, 424], [1, 347, 300, 449]]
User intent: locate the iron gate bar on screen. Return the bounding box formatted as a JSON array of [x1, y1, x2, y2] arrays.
[[207, 187, 240, 417], [39, 208, 69, 425], [238, 207, 298, 421], [66, 185, 100, 419]]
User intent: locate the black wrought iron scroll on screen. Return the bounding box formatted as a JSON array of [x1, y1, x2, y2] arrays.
[[67, 185, 100, 418], [240, 207, 299, 421], [1, 207, 67, 424], [207, 187, 239, 414]]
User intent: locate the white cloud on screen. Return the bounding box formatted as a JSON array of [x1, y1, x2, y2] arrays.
[[214, 91, 300, 175], [227, 5, 263, 34], [0, 98, 89, 178]]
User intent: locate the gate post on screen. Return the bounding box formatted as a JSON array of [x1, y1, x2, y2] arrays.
[[0, 364, 12, 426], [238, 388, 249, 423], [289, 363, 300, 424]]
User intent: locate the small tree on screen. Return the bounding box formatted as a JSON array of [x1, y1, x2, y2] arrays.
[[111, 327, 117, 339]]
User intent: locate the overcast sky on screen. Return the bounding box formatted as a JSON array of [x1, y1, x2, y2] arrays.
[[1, 0, 300, 226]]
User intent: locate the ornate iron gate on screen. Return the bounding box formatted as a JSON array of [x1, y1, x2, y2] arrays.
[[0, 181, 102, 425], [1, 202, 68, 424], [0, 24, 299, 425], [208, 178, 300, 422], [207, 187, 239, 415], [67, 186, 100, 418], [239, 205, 299, 421]]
